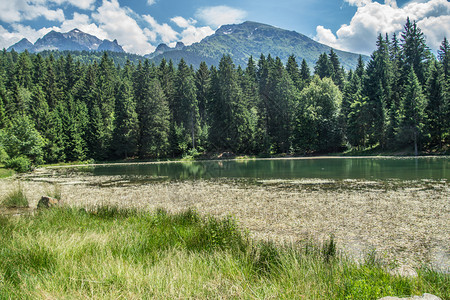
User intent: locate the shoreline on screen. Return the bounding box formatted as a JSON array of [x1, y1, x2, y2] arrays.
[[40, 154, 450, 169], [2, 171, 449, 272]]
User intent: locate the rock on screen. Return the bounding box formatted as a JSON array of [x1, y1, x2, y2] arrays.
[[379, 293, 442, 300], [37, 196, 60, 209]]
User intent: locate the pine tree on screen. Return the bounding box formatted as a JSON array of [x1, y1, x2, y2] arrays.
[[425, 60, 446, 148], [399, 67, 427, 155], [138, 79, 170, 158], [14, 51, 33, 89], [299, 59, 311, 89], [173, 59, 199, 150], [401, 18, 430, 86], [112, 80, 138, 158], [329, 49, 345, 90], [364, 34, 391, 147], [314, 53, 332, 79], [286, 55, 302, 90]]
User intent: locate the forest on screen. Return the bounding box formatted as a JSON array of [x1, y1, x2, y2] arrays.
[[0, 18, 449, 170]]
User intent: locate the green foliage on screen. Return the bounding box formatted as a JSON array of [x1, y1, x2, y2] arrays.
[[3, 156, 32, 173], [1, 115, 44, 165], [0, 18, 448, 162]]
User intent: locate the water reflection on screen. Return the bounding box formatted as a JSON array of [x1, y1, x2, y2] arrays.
[[88, 157, 450, 181]]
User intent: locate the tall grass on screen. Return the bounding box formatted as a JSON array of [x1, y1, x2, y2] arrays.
[[0, 207, 447, 299], [1, 184, 28, 208]]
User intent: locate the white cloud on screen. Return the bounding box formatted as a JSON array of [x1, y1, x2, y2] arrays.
[[0, 1, 65, 23], [170, 16, 214, 46], [92, 0, 155, 54], [195, 6, 247, 28], [316, 0, 450, 54], [50, 0, 96, 10], [0, 24, 56, 49], [171, 16, 197, 28], [143, 15, 179, 44], [59, 12, 108, 39], [147, 0, 156, 5], [345, 0, 372, 7]]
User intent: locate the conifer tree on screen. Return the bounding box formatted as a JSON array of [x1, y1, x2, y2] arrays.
[[425, 60, 445, 148], [138, 79, 170, 158], [314, 53, 332, 79], [173, 59, 199, 150], [399, 67, 427, 155], [112, 80, 138, 158], [364, 34, 391, 147], [329, 49, 345, 90], [299, 59, 311, 89], [286, 55, 302, 90], [401, 18, 430, 86]]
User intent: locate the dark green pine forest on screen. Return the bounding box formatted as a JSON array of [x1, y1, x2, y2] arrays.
[[0, 19, 449, 170]]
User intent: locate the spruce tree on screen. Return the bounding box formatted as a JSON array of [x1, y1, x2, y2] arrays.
[[314, 53, 332, 79], [112, 80, 138, 158], [399, 67, 427, 155], [173, 59, 199, 150]]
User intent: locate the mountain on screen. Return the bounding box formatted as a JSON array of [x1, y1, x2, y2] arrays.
[[147, 21, 367, 70], [7, 29, 124, 53], [7, 38, 33, 52], [98, 39, 124, 52], [147, 42, 185, 59]]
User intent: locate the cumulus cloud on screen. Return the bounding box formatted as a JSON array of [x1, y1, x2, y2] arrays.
[[0, 1, 65, 23], [316, 0, 450, 54], [51, 0, 96, 10], [143, 15, 179, 44], [195, 6, 247, 28], [92, 0, 155, 54], [0, 24, 56, 49], [170, 16, 214, 45]]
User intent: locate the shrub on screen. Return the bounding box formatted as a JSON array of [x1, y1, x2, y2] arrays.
[[4, 156, 32, 173]]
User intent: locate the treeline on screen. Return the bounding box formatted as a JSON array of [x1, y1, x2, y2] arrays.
[[0, 19, 449, 169]]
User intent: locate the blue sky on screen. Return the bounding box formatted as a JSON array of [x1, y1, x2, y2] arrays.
[[0, 0, 448, 55]]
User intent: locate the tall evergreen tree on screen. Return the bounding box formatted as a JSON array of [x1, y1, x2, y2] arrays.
[[399, 67, 427, 155], [112, 80, 138, 158], [364, 34, 391, 147], [329, 49, 345, 90], [173, 58, 199, 150], [401, 17, 430, 86], [286, 55, 302, 90], [314, 53, 332, 79]]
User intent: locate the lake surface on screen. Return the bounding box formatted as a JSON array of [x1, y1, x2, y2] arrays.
[[86, 157, 450, 181]]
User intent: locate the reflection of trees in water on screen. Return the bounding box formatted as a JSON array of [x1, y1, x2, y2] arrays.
[[89, 158, 449, 180]]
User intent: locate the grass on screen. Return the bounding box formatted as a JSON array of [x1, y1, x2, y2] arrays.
[[0, 166, 14, 178], [1, 184, 28, 208], [0, 207, 448, 299]]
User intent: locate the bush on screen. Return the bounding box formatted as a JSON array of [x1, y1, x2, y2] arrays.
[[4, 156, 32, 173]]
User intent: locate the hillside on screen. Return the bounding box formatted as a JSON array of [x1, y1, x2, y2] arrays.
[[147, 21, 367, 69]]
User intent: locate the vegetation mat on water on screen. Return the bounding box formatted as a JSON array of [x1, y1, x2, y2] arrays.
[[0, 207, 448, 299]]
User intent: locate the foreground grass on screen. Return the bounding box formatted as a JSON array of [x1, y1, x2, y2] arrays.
[[0, 208, 448, 299]]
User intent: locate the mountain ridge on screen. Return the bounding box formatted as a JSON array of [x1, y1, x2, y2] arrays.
[[7, 22, 367, 69], [7, 29, 125, 53], [146, 21, 367, 70]]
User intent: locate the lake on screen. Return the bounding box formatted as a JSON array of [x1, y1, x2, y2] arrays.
[[86, 157, 450, 181]]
